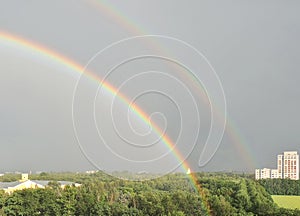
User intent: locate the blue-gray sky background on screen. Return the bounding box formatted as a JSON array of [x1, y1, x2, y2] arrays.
[[0, 1, 299, 173]]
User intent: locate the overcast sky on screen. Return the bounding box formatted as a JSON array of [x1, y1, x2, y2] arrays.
[[0, 1, 299, 174]]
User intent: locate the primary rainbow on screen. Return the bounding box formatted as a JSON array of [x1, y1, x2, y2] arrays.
[[0, 30, 211, 212], [0, 31, 194, 174]]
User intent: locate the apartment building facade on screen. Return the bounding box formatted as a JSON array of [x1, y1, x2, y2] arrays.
[[255, 151, 299, 180]]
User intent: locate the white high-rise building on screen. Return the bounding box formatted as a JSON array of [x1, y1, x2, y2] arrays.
[[255, 151, 299, 180], [278, 151, 299, 180], [277, 154, 283, 179]]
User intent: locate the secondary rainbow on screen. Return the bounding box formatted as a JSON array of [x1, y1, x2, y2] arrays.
[[88, 0, 257, 170]]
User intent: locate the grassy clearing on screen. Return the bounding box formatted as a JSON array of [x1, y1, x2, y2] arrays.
[[272, 195, 300, 209]]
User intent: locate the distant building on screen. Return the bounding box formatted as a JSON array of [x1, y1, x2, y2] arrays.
[[255, 168, 279, 180], [0, 173, 80, 194], [271, 169, 279, 179], [85, 170, 98, 174], [255, 168, 269, 179], [278, 151, 299, 180], [21, 173, 28, 181], [255, 151, 299, 180]]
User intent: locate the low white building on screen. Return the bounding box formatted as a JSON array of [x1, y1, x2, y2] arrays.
[[255, 168, 269, 180], [0, 174, 81, 194], [270, 169, 279, 179]]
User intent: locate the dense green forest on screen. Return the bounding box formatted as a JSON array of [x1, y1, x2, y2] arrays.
[[258, 179, 300, 195], [0, 172, 299, 216]]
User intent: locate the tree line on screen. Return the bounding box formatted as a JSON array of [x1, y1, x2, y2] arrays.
[[258, 179, 300, 195], [0, 172, 299, 215]]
